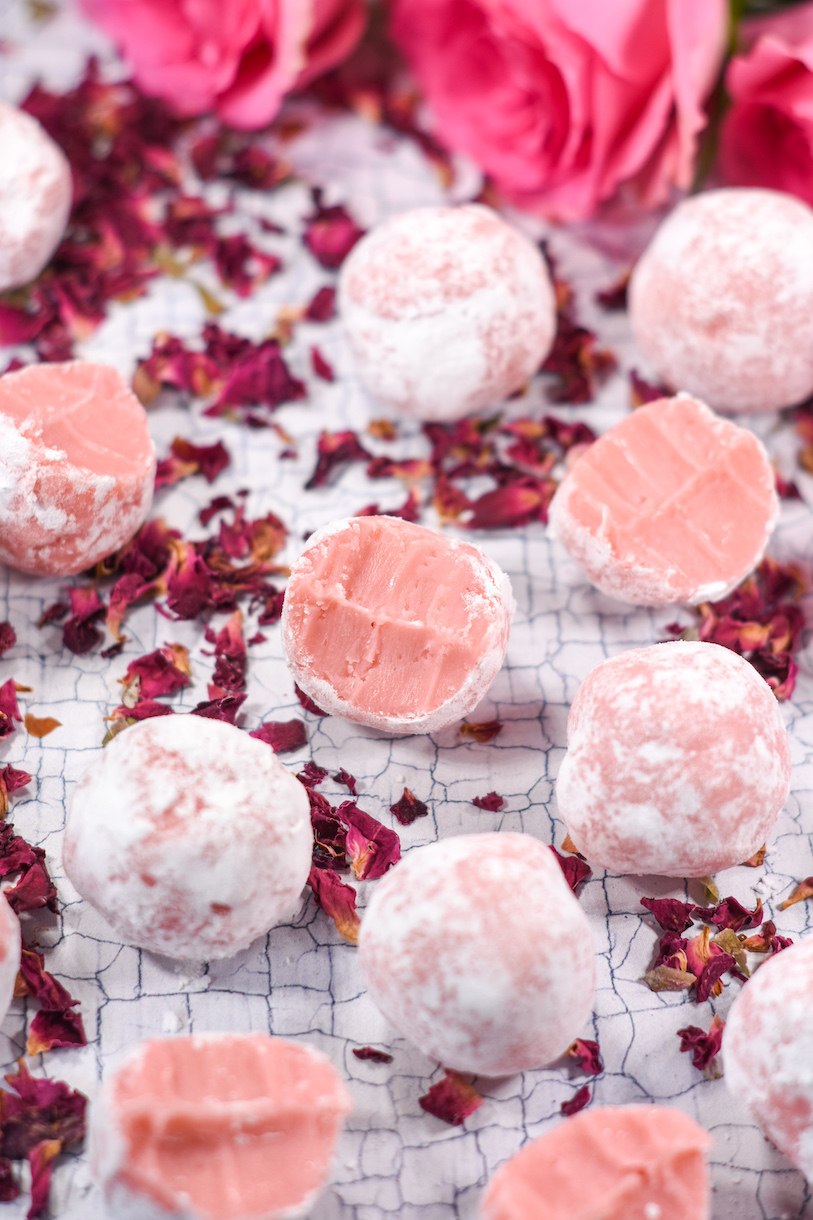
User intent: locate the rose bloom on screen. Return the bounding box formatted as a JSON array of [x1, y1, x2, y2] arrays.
[[390, 0, 728, 221], [79, 0, 366, 129], [721, 4, 813, 206]]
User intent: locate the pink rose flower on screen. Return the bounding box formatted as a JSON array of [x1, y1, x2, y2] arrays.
[[721, 4, 813, 205], [390, 0, 728, 221], [79, 0, 366, 129]]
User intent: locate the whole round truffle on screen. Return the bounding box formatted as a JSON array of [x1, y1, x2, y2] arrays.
[[0, 101, 72, 292], [0, 361, 156, 577], [723, 938, 813, 1180], [556, 641, 791, 877], [629, 188, 813, 413], [358, 833, 596, 1076], [338, 204, 557, 422], [90, 1033, 352, 1220], [63, 715, 313, 960], [281, 515, 514, 735], [548, 394, 778, 607]]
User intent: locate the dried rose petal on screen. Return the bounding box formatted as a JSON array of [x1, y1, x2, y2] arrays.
[[560, 1085, 591, 1116], [248, 721, 307, 754], [677, 1014, 725, 1079], [0, 680, 22, 741], [0, 1059, 86, 1160], [640, 897, 698, 934], [560, 834, 585, 858], [467, 476, 555, 530], [295, 684, 329, 717], [199, 494, 235, 527], [108, 700, 175, 724], [0, 765, 31, 820], [742, 845, 766, 868], [390, 788, 428, 826], [0, 824, 57, 915], [566, 1039, 603, 1076], [37, 603, 68, 629], [339, 801, 401, 881], [304, 285, 336, 322], [0, 1158, 19, 1202], [352, 1047, 393, 1064], [684, 927, 715, 979], [297, 762, 329, 789], [550, 846, 592, 892], [306, 429, 371, 490], [307, 866, 360, 944], [311, 346, 335, 382], [155, 437, 231, 490], [459, 721, 503, 744], [652, 930, 689, 970], [704, 896, 762, 933], [23, 716, 60, 740], [63, 587, 106, 656], [418, 1070, 483, 1126], [27, 1137, 61, 1220], [695, 951, 737, 1003], [642, 965, 697, 992], [190, 694, 245, 724], [629, 368, 673, 407], [333, 769, 357, 795], [780, 877, 813, 910], [542, 309, 617, 405], [712, 928, 749, 980], [0, 623, 16, 658], [215, 234, 281, 298], [205, 609, 247, 696], [27, 1009, 87, 1057], [303, 193, 365, 269], [120, 644, 191, 702], [472, 792, 504, 811], [595, 272, 630, 311]]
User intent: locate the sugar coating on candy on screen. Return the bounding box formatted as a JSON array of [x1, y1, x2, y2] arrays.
[[0, 362, 156, 577], [723, 939, 813, 1181], [63, 715, 312, 960], [338, 204, 556, 422], [0, 101, 72, 292], [548, 394, 778, 607], [358, 832, 595, 1076], [556, 641, 791, 878], [281, 515, 515, 735], [90, 1033, 352, 1220], [481, 1104, 712, 1220], [629, 188, 813, 413], [0, 896, 21, 1029]]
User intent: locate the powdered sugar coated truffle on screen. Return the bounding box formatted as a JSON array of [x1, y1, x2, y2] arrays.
[[281, 515, 515, 735], [548, 394, 778, 607], [0, 896, 21, 1029], [723, 938, 813, 1181], [359, 833, 595, 1076], [0, 361, 156, 577], [338, 204, 556, 422], [90, 1033, 352, 1220], [63, 715, 313, 960], [556, 641, 791, 877], [0, 101, 72, 292], [629, 188, 813, 413]]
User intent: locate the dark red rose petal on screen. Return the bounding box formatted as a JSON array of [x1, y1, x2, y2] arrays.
[[677, 1014, 725, 1077], [0, 1158, 19, 1202], [0, 1059, 86, 1160], [295, 684, 329, 717], [333, 768, 357, 795], [471, 792, 504, 811], [640, 897, 698, 934], [0, 824, 57, 916], [63, 587, 106, 656], [390, 788, 428, 826], [595, 272, 630, 311], [311, 345, 335, 382], [249, 721, 308, 754], [560, 1085, 591, 1116], [297, 762, 329, 789], [467, 476, 555, 530], [418, 1071, 483, 1126], [306, 866, 360, 944], [630, 369, 673, 407], [703, 896, 762, 934], [550, 846, 592, 892], [305, 429, 371, 490], [120, 644, 191, 702], [338, 801, 401, 881], [304, 285, 336, 322], [352, 1047, 393, 1064], [695, 951, 737, 1003], [27, 1138, 61, 1220], [566, 1038, 603, 1076], [303, 192, 365, 269], [190, 693, 246, 724], [0, 623, 16, 657], [0, 681, 22, 741]]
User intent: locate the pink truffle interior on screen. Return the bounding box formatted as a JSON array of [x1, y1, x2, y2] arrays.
[[484, 1106, 711, 1220], [110, 1036, 347, 1220], [562, 396, 774, 596], [286, 517, 499, 720]]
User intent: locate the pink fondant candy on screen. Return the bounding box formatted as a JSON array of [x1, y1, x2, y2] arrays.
[[338, 204, 556, 422], [723, 938, 813, 1180], [358, 833, 596, 1076], [481, 1105, 712, 1220], [0, 100, 72, 292], [90, 1033, 352, 1220], [0, 896, 21, 1028], [629, 188, 813, 414], [556, 641, 791, 878], [0, 361, 156, 577], [548, 394, 778, 607], [63, 715, 312, 960], [281, 515, 515, 735]]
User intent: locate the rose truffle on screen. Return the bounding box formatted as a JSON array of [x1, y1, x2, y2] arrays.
[[281, 515, 515, 735], [0, 897, 21, 1028], [90, 1033, 352, 1220], [723, 938, 813, 1180], [63, 715, 312, 960], [0, 361, 156, 577], [0, 100, 72, 292], [338, 204, 556, 422], [358, 833, 596, 1076], [628, 188, 813, 413], [548, 394, 778, 606], [556, 641, 791, 878], [481, 1105, 712, 1220]]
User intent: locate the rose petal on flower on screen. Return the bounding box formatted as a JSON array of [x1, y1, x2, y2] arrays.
[[311, 345, 335, 382], [303, 193, 365, 269], [677, 1014, 725, 1079], [0, 680, 22, 741], [459, 721, 503, 744], [471, 791, 504, 811], [23, 716, 60, 740], [27, 1137, 62, 1220], [305, 429, 371, 489], [249, 721, 308, 754], [642, 966, 697, 992], [307, 866, 360, 944], [389, 788, 428, 826], [566, 1038, 603, 1076], [0, 623, 16, 658], [304, 285, 336, 322], [560, 1085, 591, 1117], [549, 846, 592, 892], [352, 1047, 393, 1064], [297, 762, 329, 789], [295, 684, 329, 717], [780, 876, 813, 910], [339, 801, 401, 880], [333, 768, 357, 795], [0, 1059, 86, 1160], [418, 1070, 483, 1126]]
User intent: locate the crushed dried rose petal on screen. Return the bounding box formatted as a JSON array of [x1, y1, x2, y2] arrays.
[[0, 823, 57, 916], [0, 766, 31, 821], [15, 949, 87, 1056], [248, 721, 307, 754], [629, 369, 673, 407], [0, 1158, 18, 1203], [306, 866, 360, 944], [418, 1071, 483, 1126], [642, 965, 697, 992], [595, 272, 630, 311], [695, 951, 737, 1003], [352, 1047, 393, 1064], [742, 845, 766, 868], [0, 1059, 86, 1161], [62, 587, 106, 656], [120, 644, 191, 702], [190, 693, 246, 723], [677, 1014, 725, 1079], [27, 1137, 61, 1220], [297, 762, 329, 789], [560, 1085, 591, 1116], [550, 846, 592, 892], [333, 768, 357, 795], [389, 788, 428, 826], [702, 896, 762, 933], [205, 609, 247, 697], [566, 1039, 603, 1076], [471, 792, 504, 811]]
